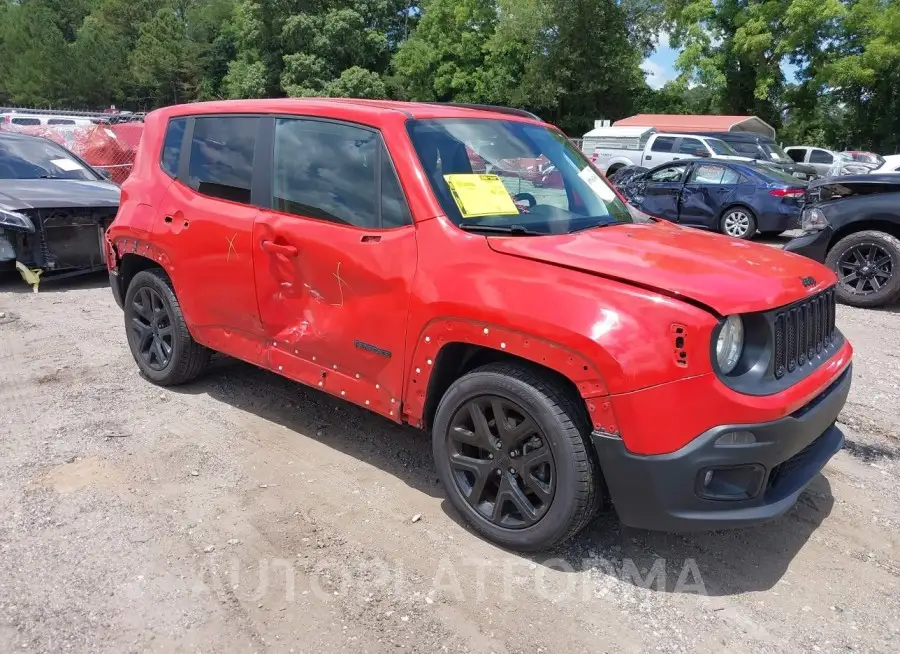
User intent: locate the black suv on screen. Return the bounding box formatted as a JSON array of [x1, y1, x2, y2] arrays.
[[785, 175, 900, 307], [695, 132, 818, 181]]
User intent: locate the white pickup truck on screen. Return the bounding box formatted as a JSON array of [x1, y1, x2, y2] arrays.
[[582, 126, 752, 176]]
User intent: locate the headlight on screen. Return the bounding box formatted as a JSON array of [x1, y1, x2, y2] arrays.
[[0, 208, 35, 233], [800, 206, 827, 232], [715, 315, 744, 374]]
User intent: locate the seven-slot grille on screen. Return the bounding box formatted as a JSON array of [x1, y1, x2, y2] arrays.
[[773, 287, 837, 379]]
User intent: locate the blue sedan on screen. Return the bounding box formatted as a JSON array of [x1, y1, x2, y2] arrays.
[[609, 159, 808, 239]]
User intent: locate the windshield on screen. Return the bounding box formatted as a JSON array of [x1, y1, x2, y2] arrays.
[[842, 151, 884, 165], [761, 143, 793, 162], [0, 136, 98, 181], [406, 118, 636, 234], [706, 138, 739, 156]]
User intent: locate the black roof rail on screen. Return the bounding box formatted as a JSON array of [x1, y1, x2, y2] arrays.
[[426, 102, 543, 122]]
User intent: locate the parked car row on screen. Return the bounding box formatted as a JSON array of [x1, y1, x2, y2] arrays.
[[608, 159, 806, 239]]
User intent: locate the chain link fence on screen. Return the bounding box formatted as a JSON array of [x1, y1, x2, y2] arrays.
[[1, 106, 144, 185]]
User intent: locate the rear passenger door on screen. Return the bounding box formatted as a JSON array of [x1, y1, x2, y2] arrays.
[[808, 149, 835, 176], [679, 163, 741, 229], [152, 115, 267, 356], [252, 117, 417, 420]]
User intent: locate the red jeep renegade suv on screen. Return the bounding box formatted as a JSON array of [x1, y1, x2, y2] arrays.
[[106, 99, 852, 551]]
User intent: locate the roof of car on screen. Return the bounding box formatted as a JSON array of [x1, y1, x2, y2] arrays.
[[0, 130, 50, 142], [153, 98, 544, 124]]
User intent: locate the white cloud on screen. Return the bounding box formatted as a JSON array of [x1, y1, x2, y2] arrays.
[[656, 31, 671, 50], [641, 60, 674, 90]]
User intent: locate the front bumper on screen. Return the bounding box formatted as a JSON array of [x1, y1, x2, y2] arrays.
[[784, 226, 832, 263], [593, 365, 851, 531]]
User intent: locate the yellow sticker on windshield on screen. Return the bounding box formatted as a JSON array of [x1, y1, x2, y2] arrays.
[[443, 174, 520, 218]]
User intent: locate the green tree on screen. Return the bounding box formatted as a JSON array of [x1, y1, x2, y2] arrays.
[[0, 2, 68, 105], [392, 0, 499, 102], [131, 7, 200, 104], [72, 15, 129, 107]]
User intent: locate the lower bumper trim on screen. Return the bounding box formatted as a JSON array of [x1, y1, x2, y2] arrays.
[[593, 365, 851, 531]]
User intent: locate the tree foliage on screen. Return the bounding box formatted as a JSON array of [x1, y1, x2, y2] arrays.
[[0, 0, 898, 147]]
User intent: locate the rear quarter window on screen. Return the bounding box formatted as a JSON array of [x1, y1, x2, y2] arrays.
[[161, 118, 187, 178]]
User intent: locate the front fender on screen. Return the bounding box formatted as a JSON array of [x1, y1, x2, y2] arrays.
[[402, 318, 620, 432]]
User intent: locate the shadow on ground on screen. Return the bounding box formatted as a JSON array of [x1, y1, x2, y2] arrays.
[[170, 356, 835, 599], [0, 270, 109, 294]]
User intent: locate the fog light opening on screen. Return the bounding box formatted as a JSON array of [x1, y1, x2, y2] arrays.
[[716, 430, 757, 446], [696, 464, 765, 501]]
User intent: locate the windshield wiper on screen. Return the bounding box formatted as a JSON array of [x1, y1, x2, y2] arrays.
[[457, 223, 544, 236]]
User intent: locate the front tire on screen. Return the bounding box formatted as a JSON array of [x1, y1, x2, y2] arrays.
[[432, 363, 602, 552], [123, 268, 210, 385], [720, 206, 757, 239], [826, 230, 900, 308]]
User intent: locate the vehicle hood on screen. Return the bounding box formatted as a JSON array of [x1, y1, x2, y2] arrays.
[[806, 174, 900, 204], [0, 179, 120, 211], [487, 222, 834, 315]]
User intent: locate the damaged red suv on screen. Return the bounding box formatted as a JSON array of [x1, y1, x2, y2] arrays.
[[107, 100, 852, 551]]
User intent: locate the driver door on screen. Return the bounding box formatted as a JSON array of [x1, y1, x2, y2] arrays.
[[637, 163, 688, 221], [252, 117, 417, 420]]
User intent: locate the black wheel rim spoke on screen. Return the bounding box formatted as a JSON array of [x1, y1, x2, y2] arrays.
[[447, 395, 555, 529], [127, 286, 174, 371], [838, 244, 894, 296]]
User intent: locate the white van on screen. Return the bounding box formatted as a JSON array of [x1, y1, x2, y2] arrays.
[[0, 112, 97, 128], [582, 126, 752, 175]]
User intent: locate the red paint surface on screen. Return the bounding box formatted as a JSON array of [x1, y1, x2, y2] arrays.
[[108, 99, 851, 456]]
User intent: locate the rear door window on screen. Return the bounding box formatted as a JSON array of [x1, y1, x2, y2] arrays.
[[11, 117, 41, 126], [650, 136, 676, 153], [677, 138, 706, 156], [689, 164, 727, 184], [48, 119, 76, 125], [187, 116, 259, 204], [810, 149, 834, 164]]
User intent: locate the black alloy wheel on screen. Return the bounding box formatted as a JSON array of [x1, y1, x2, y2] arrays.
[[447, 395, 555, 528], [836, 243, 893, 296], [432, 363, 602, 551], [130, 286, 174, 371], [123, 268, 210, 385], [826, 230, 900, 308]]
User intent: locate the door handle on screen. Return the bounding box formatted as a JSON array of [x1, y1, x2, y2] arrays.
[[261, 240, 298, 257], [673, 157, 680, 160], [645, 156, 652, 160]]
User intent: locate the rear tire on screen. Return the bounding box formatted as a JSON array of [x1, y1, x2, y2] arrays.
[[826, 230, 900, 308], [123, 268, 210, 385], [432, 362, 602, 552], [719, 206, 757, 240]]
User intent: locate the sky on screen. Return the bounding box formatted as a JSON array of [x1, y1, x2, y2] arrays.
[[641, 33, 679, 90], [641, 32, 801, 90]]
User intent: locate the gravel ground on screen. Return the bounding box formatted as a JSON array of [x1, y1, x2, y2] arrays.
[[1, 259, 898, 653]]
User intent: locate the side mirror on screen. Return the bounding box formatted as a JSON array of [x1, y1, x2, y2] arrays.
[[97, 168, 112, 181]]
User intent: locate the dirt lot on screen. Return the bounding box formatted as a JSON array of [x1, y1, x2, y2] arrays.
[[1, 255, 898, 653]]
